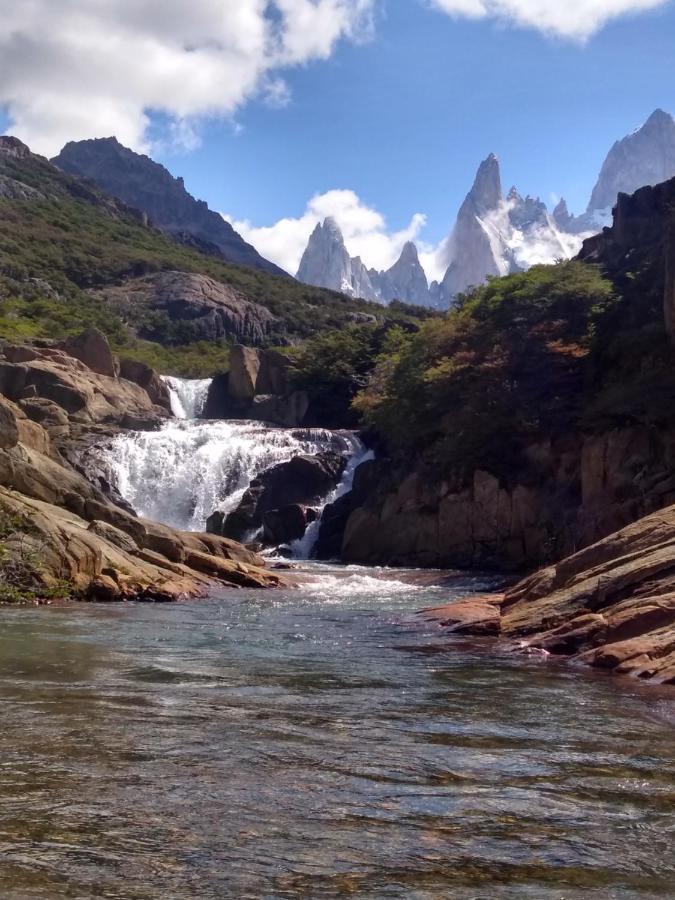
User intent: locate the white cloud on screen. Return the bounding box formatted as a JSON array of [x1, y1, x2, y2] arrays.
[[428, 0, 669, 39], [227, 189, 427, 275], [0, 0, 375, 156]]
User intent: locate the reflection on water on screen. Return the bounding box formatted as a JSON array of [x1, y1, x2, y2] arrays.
[[0, 565, 673, 899]]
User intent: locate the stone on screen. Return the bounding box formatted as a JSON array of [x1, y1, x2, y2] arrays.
[[263, 505, 317, 546], [119, 358, 172, 410], [215, 452, 345, 546], [228, 345, 261, 404], [62, 327, 120, 378], [94, 272, 276, 346]]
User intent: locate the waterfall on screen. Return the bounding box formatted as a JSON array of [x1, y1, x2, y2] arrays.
[[94, 420, 358, 533], [161, 376, 212, 419], [291, 440, 374, 559]]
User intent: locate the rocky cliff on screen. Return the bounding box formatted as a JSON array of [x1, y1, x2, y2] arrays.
[[297, 218, 432, 306], [53, 137, 285, 276]]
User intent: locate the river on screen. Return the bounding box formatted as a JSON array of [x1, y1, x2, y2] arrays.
[[0, 565, 673, 898], [1, 379, 673, 897]]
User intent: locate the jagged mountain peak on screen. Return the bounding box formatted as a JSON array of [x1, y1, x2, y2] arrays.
[[468, 153, 502, 213], [587, 108, 675, 214], [397, 240, 420, 263]]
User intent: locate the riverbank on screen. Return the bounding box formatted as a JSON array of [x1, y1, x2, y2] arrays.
[[421, 503, 675, 685]]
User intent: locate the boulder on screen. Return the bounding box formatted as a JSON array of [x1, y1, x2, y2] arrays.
[[62, 327, 120, 378], [250, 391, 309, 427], [212, 452, 345, 545], [90, 271, 276, 345], [119, 358, 172, 411], [263, 505, 317, 546], [228, 345, 261, 404]]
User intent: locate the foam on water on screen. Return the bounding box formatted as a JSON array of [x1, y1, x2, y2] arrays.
[[98, 419, 360, 533], [161, 376, 212, 419]]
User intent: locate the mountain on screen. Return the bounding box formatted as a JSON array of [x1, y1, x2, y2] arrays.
[[436, 155, 581, 304], [295, 108, 675, 309], [297, 220, 432, 306], [0, 135, 425, 375], [52, 137, 286, 277], [587, 108, 675, 217], [371, 241, 430, 307], [296, 218, 379, 301]]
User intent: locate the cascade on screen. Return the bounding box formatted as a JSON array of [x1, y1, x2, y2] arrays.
[[93, 377, 367, 545], [161, 376, 212, 419], [291, 441, 374, 559]]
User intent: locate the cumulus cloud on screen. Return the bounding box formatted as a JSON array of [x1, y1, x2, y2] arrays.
[[0, 0, 376, 156], [428, 0, 669, 39], [228, 189, 427, 276]]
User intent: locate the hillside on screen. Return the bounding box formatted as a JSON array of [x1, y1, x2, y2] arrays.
[[324, 175, 675, 571], [0, 136, 423, 375], [53, 137, 287, 277]]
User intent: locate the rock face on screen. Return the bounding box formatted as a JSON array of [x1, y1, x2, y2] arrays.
[[372, 241, 430, 307], [62, 327, 120, 378], [52, 137, 286, 276], [209, 452, 345, 547], [91, 271, 276, 346], [204, 345, 309, 427], [297, 218, 379, 301], [587, 109, 675, 218], [437, 155, 582, 305], [297, 219, 432, 306], [340, 426, 675, 572], [423, 503, 675, 684]]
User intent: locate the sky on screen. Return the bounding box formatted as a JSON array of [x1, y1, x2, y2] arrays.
[[1, 0, 674, 279]]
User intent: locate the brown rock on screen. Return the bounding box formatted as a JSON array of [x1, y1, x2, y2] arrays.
[[62, 327, 120, 378], [228, 345, 261, 403]]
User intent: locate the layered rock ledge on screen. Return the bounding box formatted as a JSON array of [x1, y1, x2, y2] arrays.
[[422, 505, 675, 684]]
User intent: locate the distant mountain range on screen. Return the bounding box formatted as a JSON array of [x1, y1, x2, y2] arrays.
[[49, 109, 675, 310], [296, 108, 675, 307]]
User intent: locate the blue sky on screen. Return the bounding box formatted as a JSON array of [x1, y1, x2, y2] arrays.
[[1, 0, 674, 276]]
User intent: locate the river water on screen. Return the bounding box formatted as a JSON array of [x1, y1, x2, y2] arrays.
[[0, 565, 673, 899]]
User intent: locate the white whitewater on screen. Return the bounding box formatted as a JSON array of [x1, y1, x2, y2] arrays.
[[291, 440, 374, 559], [161, 376, 212, 419], [95, 376, 370, 547]]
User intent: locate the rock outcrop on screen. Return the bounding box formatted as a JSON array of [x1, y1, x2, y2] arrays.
[[53, 137, 286, 276], [422, 503, 675, 684], [91, 271, 276, 346], [297, 219, 433, 306], [204, 345, 309, 427], [341, 427, 675, 572], [208, 452, 345, 547], [0, 332, 285, 602]]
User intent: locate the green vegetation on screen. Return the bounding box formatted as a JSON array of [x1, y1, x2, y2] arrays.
[[286, 322, 418, 428], [0, 509, 74, 604], [354, 261, 635, 477], [0, 150, 437, 374]]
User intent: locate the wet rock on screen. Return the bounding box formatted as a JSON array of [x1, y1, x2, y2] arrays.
[[119, 358, 172, 411], [228, 345, 261, 404], [263, 504, 317, 546], [212, 451, 345, 546]]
